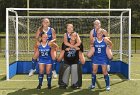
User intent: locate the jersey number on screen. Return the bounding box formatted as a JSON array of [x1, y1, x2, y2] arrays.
[[41, 52, 48, 56], [98, 48, 101, 53], [67, 51, 76, 57]]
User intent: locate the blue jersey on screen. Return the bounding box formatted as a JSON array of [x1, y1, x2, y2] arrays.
[[66, 33, 71, 42], [92, 28, 105, 37], [38, 42, 52, 64], [46, 27, 53, 41], [91, 38, 108, 65], [40, 27, 53, 41], [66, 32, 78, 42]]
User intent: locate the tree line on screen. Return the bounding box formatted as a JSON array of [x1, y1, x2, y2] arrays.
[[0, 0, 139, 34]]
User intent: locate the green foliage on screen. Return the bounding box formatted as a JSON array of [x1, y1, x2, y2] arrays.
[[111, 0, 140, 34], [0, 0, 27, 32], [0, 0, 140, 33]]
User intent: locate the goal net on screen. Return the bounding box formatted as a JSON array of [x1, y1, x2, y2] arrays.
[[6, 8, 131, 80]]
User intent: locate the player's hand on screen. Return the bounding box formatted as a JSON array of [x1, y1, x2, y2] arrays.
[[108, 45, 112, 49], [49, 41, 54, 47], [68, 44, 74, 48], [74, 47, 80, 50], [65, 48, 70, 51], [50, 39, 56, 43]]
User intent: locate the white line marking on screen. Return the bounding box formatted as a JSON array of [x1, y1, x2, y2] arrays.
[[5, 78, 140, 82], [131, 73, 140, 75]]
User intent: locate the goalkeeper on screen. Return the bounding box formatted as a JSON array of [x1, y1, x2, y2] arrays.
[[57, 32, 85, 89]]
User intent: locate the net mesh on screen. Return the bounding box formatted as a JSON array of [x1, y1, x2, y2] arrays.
[[8, 11, 129, 64]]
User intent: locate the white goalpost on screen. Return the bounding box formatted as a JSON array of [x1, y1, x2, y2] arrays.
[[6, 8, 131, 80]]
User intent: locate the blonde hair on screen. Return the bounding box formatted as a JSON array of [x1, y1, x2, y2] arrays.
[[39, 18, 50, 32], [97, 28, 104, 34], [93, 19, 101, 27]]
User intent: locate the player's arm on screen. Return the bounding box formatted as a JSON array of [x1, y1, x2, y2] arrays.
[[74, 47, 80, 50], [79, 51, 85, 64], [49, 41, 59, 49], [87, 47, 94, 58], [65, 47, 70, 51], [74, 33, 81, 47], [51, 28, 56, 40], [87, 38, 95, 58], [50, 41, 59, 60], [57, 43, 68, 62], [33, 42, 40, 59], [63, 33, 74, 48], [90, 30, 94, 47], [57, 50, 65, 62], [49, 39, 56, 43], [64, 44, 70, 51], [102, 29, 110, 38], [104, 37, 113, 49], [35, 27, 41, 42]]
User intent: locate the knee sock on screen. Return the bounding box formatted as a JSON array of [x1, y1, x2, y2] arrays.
[[104, 74, 110, 87], [38, 74, 44, 85], [92, 73, 96, 86], [52, 60, 56, 71], [47, 72, 52, 86]]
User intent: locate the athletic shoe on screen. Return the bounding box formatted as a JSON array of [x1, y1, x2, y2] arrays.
[[71, 85, 80, 89], [47, 84, 51, 89], [37, 84, 42, 90], [59, 83, 67, 89], [52, 70, 57, 78], [106, 86, 110, 91], [59, 85, 67, 89], [88, 85, 95, 89], [28, 69, 36, 77], [107, 65, 110, 72]]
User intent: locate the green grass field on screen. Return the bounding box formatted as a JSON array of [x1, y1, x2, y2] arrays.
[[0, 34, 140, 95], [0, 53, 140, 95]]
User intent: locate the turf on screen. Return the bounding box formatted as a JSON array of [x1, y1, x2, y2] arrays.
[[0, 77, 140, 95], [0, 52, 140, 95]]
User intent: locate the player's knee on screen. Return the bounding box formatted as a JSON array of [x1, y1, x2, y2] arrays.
[[39, 70, 44, 74], [102, 70, 108, 75], [92, 65, 98, 74], [46, 69, 51, 74], [92, 69, 97, 74]]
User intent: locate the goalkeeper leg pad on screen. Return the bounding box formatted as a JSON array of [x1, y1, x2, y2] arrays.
[[71, 64, 82, 87], [58, 63, 70, 86]]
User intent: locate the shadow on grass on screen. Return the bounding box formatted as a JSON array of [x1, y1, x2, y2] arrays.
[[0, 75, 6, 81], [6, 86, 106, 95], [2, 73, 128, 95], [91, 74, 128, 90], [5, 77, 127, 95]]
